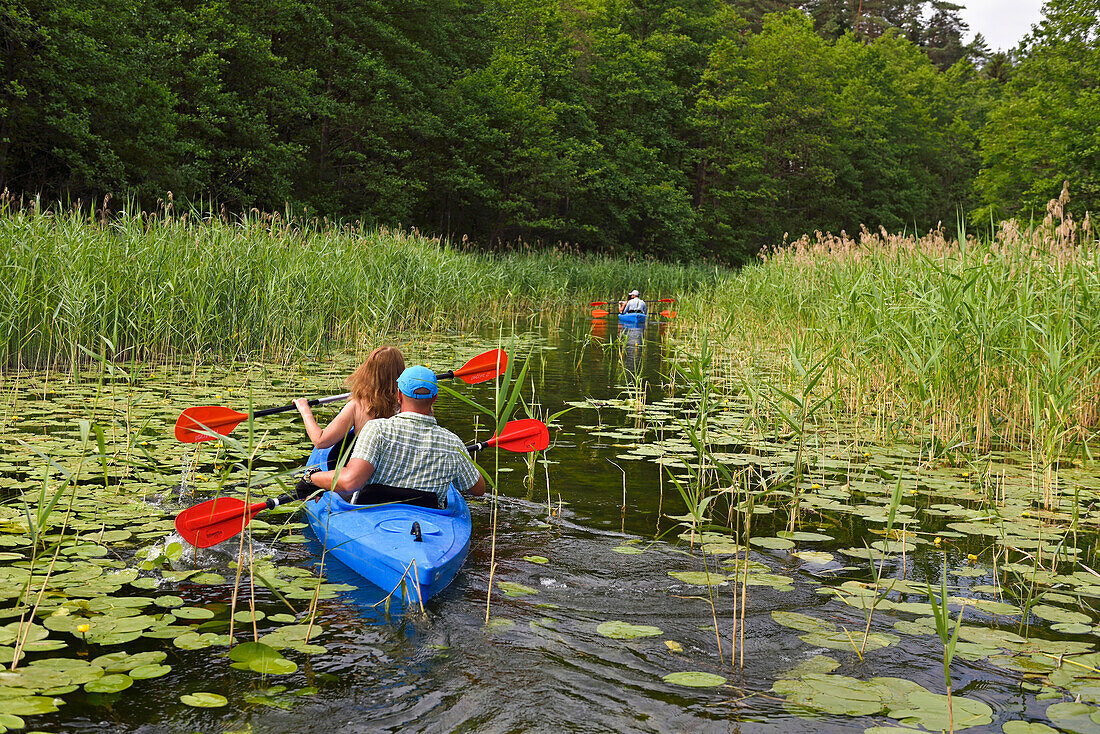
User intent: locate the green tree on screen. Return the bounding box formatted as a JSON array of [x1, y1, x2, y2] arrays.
[[976, 0, 1100, 220]]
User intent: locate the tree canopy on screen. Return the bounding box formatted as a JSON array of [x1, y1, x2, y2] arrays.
[[0, 0, 1093, 263]]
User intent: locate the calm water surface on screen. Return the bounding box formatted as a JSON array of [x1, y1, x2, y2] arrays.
[[1, 316, 1097, 733]]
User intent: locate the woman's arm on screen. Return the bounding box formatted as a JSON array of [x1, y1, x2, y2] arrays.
[[294, 399, 358, 448]]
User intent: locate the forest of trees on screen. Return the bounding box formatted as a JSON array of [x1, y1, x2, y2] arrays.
[[2, 0, 1097, 262]]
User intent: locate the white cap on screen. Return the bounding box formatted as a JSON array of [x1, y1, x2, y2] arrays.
[[629, 289, 639, 296]]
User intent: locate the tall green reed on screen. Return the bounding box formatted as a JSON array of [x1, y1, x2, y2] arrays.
[[0, 201, 717, 370]]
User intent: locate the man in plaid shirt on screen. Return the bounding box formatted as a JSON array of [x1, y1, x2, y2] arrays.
[[298, 365, 486, 508]]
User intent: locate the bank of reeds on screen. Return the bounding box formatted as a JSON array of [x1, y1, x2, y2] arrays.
[[690, 185, 1100, 456], [0, 199, 717, 370]]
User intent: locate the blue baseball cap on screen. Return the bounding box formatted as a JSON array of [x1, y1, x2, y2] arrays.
[[397, 365, 438, 398]]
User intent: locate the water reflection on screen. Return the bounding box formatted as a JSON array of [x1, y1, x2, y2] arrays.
[[619, 324, 644, 379]]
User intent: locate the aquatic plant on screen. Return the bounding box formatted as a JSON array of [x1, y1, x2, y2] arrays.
[[0, 202, 716, 370]]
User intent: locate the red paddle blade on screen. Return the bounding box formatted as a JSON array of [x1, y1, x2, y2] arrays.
[[660, 310, 677, 318], [658, 298, 676, 304], [589, 301, 607, 307], [453, 349, 508, 384], [592, 309, 609, 317], [175, 406, 249, 443], [175, 497, 267, 548], [491, 419, 550, 452]]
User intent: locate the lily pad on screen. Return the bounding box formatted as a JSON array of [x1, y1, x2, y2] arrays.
[[84, 674, 133, 694], [497, 582, 538, 597], [668, 571, 727, 586], [180, 692, 228, 708], [662, 671, 727, 687], [596, 621, 663, 640]]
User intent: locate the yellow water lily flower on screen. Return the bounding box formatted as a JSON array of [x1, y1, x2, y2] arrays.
[[812, 483, 820, 489], [967, 553, 978, 563], [76, 623, 90, 634], [933, 537, 942, 546]]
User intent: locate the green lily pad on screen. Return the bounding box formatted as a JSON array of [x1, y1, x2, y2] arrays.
[[2, 696, 61, 716], [523, 556, 549, 564], [889, 690, 994, 730], [662, 671, 727, 687], [750, 536, 795, 551], [229, 642, 297, 675], [1031, 604, 1091, 625], [180, 692, 228, 708], [129, 664, 171, 680], [1002, 721, 1059, 734], [668, 571, 727, 586], [597, 621, 663, 640], [497, 582, 538, 597], [84, 674, 133, 694], [773, 674, 884, 716]]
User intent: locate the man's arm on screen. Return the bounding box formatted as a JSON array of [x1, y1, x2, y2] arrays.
[[467, 475, 486, 497], [309, 458, 375, 501]]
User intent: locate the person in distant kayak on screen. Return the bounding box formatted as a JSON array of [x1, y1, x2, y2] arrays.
[[619, 289, 647, 315], [292, 346, 405, 450], [296, 365, 486, 509]]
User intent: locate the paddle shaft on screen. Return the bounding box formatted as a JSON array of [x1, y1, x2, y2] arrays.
[[252, 366, 467, 418]]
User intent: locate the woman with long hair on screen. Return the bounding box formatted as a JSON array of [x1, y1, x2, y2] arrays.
[[293, 345, 406, 448]]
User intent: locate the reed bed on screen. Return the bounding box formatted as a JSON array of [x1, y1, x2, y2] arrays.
[[0, 199, 716, 370], [687, 186, 1100, 456]]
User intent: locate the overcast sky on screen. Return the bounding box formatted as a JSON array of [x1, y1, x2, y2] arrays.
[[958, 0, 1047, 51]]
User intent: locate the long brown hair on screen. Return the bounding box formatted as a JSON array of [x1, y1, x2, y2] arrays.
[[346, 346, 405, 419]]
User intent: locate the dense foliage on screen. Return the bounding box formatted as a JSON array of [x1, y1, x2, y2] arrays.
[[1, 0, 1096, 262]]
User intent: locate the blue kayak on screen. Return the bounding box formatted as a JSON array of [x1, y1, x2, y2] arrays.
[[301, 441, 472, 602], [618, 311, 646, 326]]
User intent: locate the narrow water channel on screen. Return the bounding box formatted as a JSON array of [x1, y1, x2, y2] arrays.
[[2, 316, 1099, 732]]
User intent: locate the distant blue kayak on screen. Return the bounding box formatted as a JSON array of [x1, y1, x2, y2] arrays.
[[301, 440, 472, 602], [618, 311, 646, 326]]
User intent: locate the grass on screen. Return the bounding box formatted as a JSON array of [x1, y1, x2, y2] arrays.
[[684, 187, 1100, 457], [0, 198, 719, 370]]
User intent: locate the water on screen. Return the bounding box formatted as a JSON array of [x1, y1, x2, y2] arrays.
[[2, 315, 1099, 732]]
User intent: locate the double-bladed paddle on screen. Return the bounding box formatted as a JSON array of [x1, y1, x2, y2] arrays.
[[174, 418, 550, 548], [174, 349, 508, 443]]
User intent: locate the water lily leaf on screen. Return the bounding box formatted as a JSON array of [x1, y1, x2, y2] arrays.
[[172, 607, 215, 620], [84, 674, 132, 694], [129, 664, 171, 680], [596, 621, 663, 640], [773, 674, 884, 716], [662, 671, 726, 687], [793, 551, 834, 565], [523, 556, 549, 564], [668, 571, 727, 586], [229, 642, 297, 675], [190, 572, 226, 585], [781, 655, 840, 678], [0, 713, 25, 730], [1002, 720, 1059, 733], [1045, 702, 1100, 733], [173, 632, 230, 650], [612, 545, 643, 555], [750, 536, 795, 551], [2, 696, 60, 716], [1031, 604, 1091, 625], [772, 611, 835, 634], [180, 692, 228, 708], [497, 582, 538, 597], [889, 690, 993, 730]]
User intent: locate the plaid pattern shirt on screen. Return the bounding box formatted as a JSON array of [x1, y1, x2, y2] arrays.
[[351, 412, 481, 507]]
